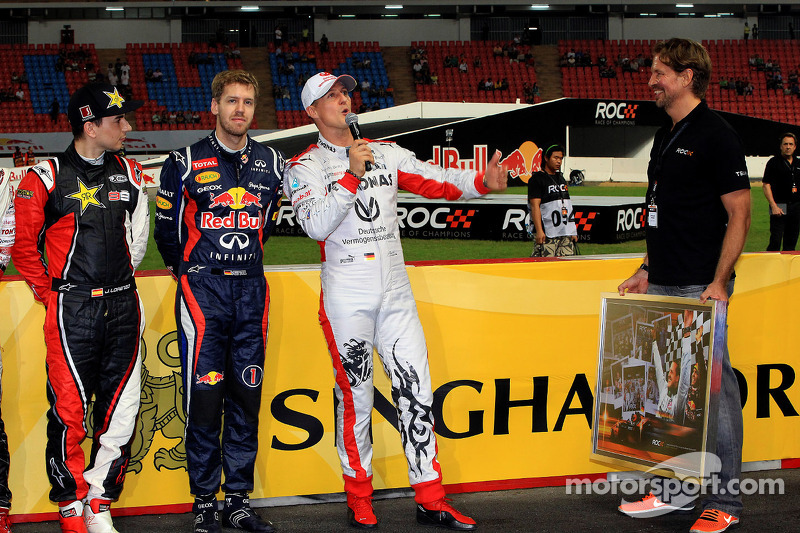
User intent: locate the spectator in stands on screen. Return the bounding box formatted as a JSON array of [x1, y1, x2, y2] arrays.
[[114, 58, 122, 79], [473, 56, 481, 69], [412, 60, 424, 83], [152, 68, 163, 82], [108, 69, 119, 87], [485, 78, 495, 91], [459, 59, 468, 74], [598, 54, 608, 67], [25, 147, 35, 166], [477, 79, 486, 91], [160, 110, 168, 124], [168, 110, 177, 125], [49, 97, 59, 123], [152, 111, 161, 125], [120, 69, 130, 87], [744, 81, 754, 96], [493, 44, 503, 57], [763, 133, 800, 251], [10, 72, 19, 84], [192, 110, 201, 124], [719, 77, 729, 90], [15, 86, 24, 101], [744, 21, 750, 40], [320, 34, 329, 53], [176, 111, 185, 125], [360, 78, 371, 92], [87, 68, 97, 82], [429, 72, 438, 85], [12, 147, 23, 167], [753, 24, 759, 39], [274, 25, 283, 47], [498, 78, 509, 90], [145, 68, 154, 82], [120, 61, 130, 79]]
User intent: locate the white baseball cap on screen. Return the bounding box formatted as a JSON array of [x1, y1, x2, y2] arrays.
[[301, 72, 357, 110]]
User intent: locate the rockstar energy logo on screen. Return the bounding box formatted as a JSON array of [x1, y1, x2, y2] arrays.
[[498, 141, 543, 184]]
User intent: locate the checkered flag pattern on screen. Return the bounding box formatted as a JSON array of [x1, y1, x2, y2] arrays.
[[659, 311, 711, 369]]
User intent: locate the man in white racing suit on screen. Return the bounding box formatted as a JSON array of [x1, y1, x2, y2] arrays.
[[284, 72, 508, 531]]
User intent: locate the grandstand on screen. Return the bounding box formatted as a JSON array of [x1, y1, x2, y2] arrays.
[[561, 38, 800, 124]]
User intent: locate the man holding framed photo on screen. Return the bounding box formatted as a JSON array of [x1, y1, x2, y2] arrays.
[[617, 38, 750, 533]]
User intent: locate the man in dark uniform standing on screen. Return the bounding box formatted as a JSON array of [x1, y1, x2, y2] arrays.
[[762, 132, 800, 251], [617, 38, 750, 533], [527, 143, 578, 257], [155, 70, 283, 533]]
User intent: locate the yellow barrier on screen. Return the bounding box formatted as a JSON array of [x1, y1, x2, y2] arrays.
[[0, 252, 798, 517]]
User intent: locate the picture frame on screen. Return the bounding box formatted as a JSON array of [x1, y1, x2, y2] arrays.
[[591, 293, 727, 480]]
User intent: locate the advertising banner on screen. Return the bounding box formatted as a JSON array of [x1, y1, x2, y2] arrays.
[[0, 253, 799, 519]]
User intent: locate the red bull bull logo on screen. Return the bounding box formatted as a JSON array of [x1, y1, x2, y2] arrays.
[[196, 371, 224, 385], [209, 187, 262, 210], [200, 211, 262, 230], [499, 141, 542, 184]]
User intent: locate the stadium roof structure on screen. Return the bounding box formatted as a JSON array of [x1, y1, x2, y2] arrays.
[[1, 1, 798, 18]]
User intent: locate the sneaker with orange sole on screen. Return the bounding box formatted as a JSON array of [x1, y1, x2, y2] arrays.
[[690, 509, 740, 533]]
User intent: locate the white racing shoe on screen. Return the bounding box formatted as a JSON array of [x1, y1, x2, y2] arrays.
[[83, 499, 119, 533]]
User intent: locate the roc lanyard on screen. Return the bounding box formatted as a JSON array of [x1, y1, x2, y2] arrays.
[[649, 122, 690, 228]]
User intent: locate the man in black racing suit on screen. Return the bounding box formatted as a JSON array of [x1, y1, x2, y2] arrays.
[[12, 83, 148, 533]]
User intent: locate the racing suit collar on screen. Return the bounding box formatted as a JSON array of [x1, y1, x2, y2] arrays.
[[316, 133, 349, 160], [64, 142, 109, 173], [208, 132, 252, 164]]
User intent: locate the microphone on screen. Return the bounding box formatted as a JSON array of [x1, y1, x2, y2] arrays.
[[345, 112, 372, 171]]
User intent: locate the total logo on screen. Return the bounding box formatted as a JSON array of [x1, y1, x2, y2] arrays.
[[192, 158, 218, 171], [595, 102, 639, 120], [196, 371, 224, 385], [208, 187, 262, 209], [499, 141, 543, 184], [200, 211, 263, 230]]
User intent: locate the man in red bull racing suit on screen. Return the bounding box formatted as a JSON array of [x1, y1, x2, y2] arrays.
[[284, 72, 508, 530], [11, 83, 148, 533], [154, 71, 283, 533]]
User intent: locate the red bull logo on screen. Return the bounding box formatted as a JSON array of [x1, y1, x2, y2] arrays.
[[209, 187, 262, 210], [200, 211, 262, 230], [499, 141, 542, 184], [427, 145, 487, 173], [196, 371, 224, 385]]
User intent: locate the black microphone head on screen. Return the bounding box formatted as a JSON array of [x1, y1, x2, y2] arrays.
[[345, 112, 358, 126]]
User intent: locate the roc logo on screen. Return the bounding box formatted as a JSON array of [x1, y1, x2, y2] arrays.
[[195, 171, 221, 184], [595, 102, 638, 120], [446, 209, 476, 228], [155, 196, 172, 210], [196, 371, 224, 385], [498, 141, 543, 184]]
